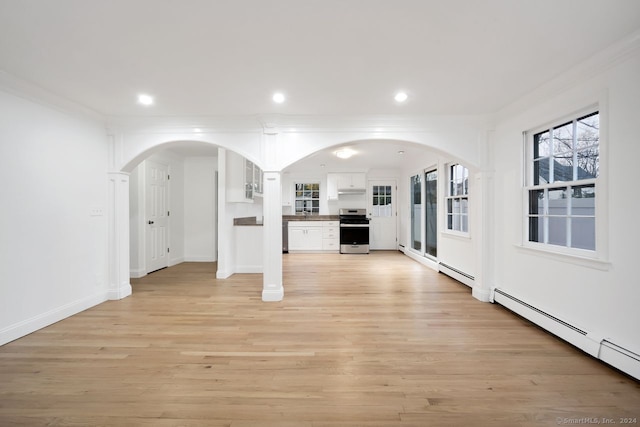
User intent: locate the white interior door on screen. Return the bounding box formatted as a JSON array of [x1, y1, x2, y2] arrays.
[[145, 160, 169, 273], [368, 180, 397, 250]]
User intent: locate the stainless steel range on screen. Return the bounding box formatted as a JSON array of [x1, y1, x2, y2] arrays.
[[339, 208, 370, 254]]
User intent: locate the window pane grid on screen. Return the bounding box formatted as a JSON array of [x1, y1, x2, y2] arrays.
[[528, 111, 598, 251], [447, 163, 469, 233], [294, 182, 320, 214], [527, 184, 595, 249]]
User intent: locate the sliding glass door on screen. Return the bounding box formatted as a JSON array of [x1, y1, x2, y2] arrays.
[[410, 174, 422, 251], [409, 168, 438, 259], [425, 169, 437, 258]]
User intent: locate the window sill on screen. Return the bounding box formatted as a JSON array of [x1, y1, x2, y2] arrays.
[[442, 230, 471, 240], [514, 244, 610, 271]]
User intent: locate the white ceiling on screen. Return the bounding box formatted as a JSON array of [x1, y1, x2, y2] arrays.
[[284, 139, 424, 173], [1, 1, 639, 167], [1, 0, 639, 118]]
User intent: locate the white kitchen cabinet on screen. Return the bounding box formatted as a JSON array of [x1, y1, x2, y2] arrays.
[[288, 222, 323, 251], [227, 151, 263, 203], [326, 173, 339, 200], [322, 221, 339, 251], [281, 176, 293, 206], [327, 173, 366, 200], [288, 221, 339, 252], [338, 173, 366, 190]]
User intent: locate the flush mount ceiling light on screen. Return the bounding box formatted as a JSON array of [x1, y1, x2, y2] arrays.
[[394, 91, 408, 103], [335, 148, 356, 159], [272, 92, 285, 103], [137, 94, 154, 106]]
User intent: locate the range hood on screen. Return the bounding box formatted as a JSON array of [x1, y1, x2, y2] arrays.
[[338, 188, 366, 195]]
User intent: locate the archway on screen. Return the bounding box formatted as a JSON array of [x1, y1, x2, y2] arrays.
[[127, 140, 220, 279], [107, 120, 492, 304]]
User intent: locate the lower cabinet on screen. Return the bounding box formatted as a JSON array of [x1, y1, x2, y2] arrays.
[[322, 222, 339, 251], [288, 221, 339, 252]]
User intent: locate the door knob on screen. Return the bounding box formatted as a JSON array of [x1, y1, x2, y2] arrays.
[[148, 220, 154, 225]]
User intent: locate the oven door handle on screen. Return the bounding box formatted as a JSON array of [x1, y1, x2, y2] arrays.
[[340, 224, 370, 228]]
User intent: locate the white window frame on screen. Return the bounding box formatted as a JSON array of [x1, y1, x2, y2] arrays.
[[445, 163, 469, 236], [522, 105, 609, 265]]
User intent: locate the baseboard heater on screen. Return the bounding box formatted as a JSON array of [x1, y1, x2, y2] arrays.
[[493, 287, 640, 380], [439, 262, 474, 288]]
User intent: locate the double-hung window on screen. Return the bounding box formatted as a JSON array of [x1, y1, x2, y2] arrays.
[[294, 183, 320, 215], [526, 111, 599, 251], [446, 164, 469, 233]]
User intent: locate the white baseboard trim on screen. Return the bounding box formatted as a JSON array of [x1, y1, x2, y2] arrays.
[[130, 268, 146, 279], [169, 256, 185, 267], [472, 285, 492, 302], [216, 269, 233, 279], [262, 284, 284, 302], [599, 341, 640, 380], [439, 262, 474, 288], [108, 283, 132, 300], [235, 265, 263, 274], [402, 249, 439, 272], [185, 256, 216, 262], [0, 291, 108, 346], [493, 287, 640, 380]]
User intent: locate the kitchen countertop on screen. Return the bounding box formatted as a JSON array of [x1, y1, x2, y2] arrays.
[[283, 215, 339, 221], [234, 215, 340, 226], [233, 216, 263, 226]]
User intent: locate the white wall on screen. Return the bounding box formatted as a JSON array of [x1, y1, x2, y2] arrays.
[[184, 156, 218, 262], [129, 165, 142, 275], [169, 156, 185, 265], [0, 90, 109, 345], [491, 51, 640, 355]]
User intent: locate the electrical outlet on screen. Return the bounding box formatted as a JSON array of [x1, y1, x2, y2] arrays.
[[90, 206, 104, 216]]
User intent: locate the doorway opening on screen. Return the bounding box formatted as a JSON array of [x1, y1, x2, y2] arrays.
[[129, 142, 219, 280]]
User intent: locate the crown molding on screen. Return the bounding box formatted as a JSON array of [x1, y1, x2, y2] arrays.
[[0, 70, 105, 123], [106, 113, 493, 136]]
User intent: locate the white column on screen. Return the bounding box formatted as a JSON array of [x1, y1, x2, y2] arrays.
[[216, 148, 233, 279], [472, 130, 494, 303], [107, 171, 132, 300], [472, 170, 494, 302], [262, 170, 283, 301]]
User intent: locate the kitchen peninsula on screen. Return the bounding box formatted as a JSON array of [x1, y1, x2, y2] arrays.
[[233, 216, 263, 273]]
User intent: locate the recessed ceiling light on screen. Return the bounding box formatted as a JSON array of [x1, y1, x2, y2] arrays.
[[137, 94, 154, 106], [273, 92, 285, 104], [398, 150, 405, 155], [394, 92, 408, 103]]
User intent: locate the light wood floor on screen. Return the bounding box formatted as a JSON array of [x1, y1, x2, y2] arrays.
[[1, 252, 638, 426]]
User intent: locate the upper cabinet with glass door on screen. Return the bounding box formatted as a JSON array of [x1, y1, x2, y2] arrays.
[[227, 151, 263, 203]]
